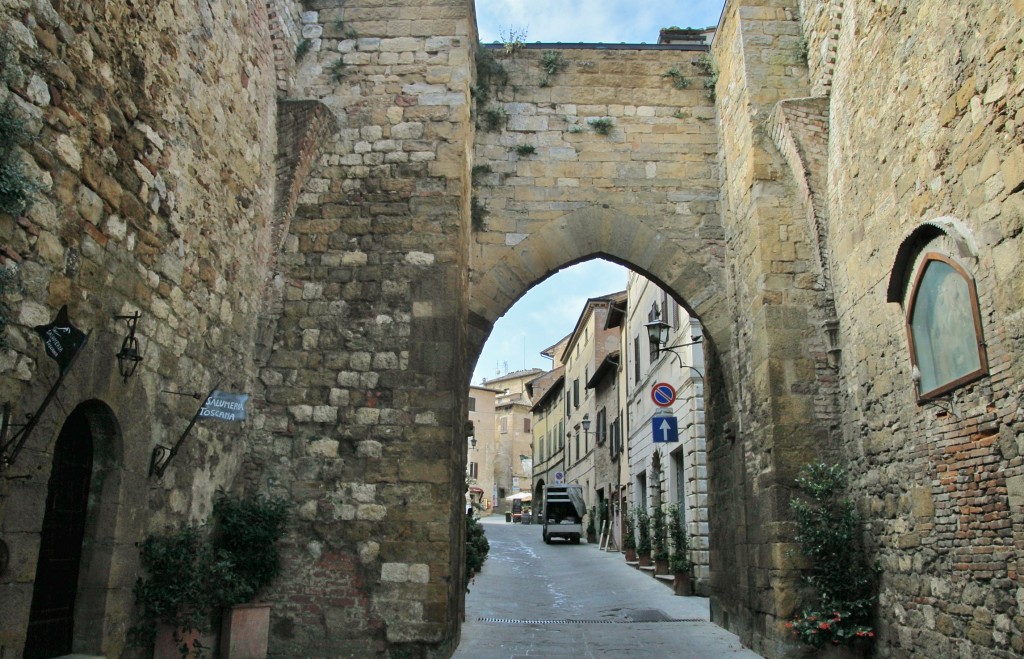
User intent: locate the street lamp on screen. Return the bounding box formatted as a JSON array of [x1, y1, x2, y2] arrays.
[[581, 413, 591, 440], [114, 312, 144, 382], [644, 317, 702, 368]]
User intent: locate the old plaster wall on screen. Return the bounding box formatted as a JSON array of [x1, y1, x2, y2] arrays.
[[818, 1, 1024, 656], [0, 0, 282, 655]]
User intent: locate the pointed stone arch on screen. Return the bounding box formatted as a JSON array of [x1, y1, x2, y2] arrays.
[[3, 330, 154, 658], [468, 204, 730, 371]]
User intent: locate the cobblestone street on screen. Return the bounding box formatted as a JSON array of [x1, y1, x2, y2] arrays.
[[453, 516, 761, 658]]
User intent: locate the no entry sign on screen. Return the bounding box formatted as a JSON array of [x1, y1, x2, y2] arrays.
[[651, 382, 676, 407]]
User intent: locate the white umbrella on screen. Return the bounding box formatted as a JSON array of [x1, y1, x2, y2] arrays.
[[504, 492, 532, 502]]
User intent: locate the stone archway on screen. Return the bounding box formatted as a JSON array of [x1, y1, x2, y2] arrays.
[[467, 205, 730, 379], [23, 399, 127, 658], [253, 6, 835, 655]]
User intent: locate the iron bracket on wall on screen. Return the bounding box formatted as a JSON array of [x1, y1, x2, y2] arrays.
[[0, 331, 91, 473], [149, 382, 220, 478]]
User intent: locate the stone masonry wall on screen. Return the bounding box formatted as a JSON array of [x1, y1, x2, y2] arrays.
[[245, 0, 475, 655], [823, 1, 1024, 657], [710, 1, 845, 656], [1, 1, 1020, 658], [0, 0, 279, 655], [467, 44, 726, 340]]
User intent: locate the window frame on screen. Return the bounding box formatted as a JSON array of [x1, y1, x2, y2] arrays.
[[904, 252, 988, 401], [633, 336, 641, 384]]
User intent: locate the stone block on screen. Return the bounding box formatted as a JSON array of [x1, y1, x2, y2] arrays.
[[1001, 144, 1024, 193], [911, 486, 935, 519]]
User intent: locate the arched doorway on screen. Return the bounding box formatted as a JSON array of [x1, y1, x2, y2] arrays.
[[23, 405, 94, 658], [22, 399, 124, 658]]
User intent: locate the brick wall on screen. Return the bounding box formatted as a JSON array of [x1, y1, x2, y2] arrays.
[[822, 1, 1024, 656]]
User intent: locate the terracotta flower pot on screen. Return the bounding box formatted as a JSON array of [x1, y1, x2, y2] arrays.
[[220, 603, 271, 659], [625, 547, 637, 562], [638, 551, 652, 567], [654, 557, 670, 575], [673, 571, 693, 596], [154, 623, 210, 659]]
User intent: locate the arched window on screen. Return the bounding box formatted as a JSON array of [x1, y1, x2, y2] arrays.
[[905, 253, 987, 400]]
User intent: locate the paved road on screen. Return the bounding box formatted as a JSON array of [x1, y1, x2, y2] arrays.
[[453, 516, 761, 658]]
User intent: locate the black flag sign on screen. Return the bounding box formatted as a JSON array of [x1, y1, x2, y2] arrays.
[[33, 305, 88, 373]]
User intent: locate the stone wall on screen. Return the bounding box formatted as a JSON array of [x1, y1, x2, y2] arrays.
[[0, 0, 280, 654], [0, 0, 1020, 657], [822, 1, 1024, 656], [244, 0, 475, 654], [467, 44, 726, 342], [708, 1, 843, 655]]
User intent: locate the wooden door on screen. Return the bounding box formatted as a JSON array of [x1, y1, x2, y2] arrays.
[[23, 407, 93, 658]]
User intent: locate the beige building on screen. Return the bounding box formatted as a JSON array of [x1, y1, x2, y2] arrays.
[[623, 272, 709, 589], [467, 385, 499, 513], [527, 359, 566, 507], [479, 369, 542, 514], [561, 293, 625, 535]]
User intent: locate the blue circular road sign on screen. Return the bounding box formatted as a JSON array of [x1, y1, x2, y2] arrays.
[[651, 382, 676, 407]]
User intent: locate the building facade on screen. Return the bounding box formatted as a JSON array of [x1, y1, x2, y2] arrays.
[[467, 385, 499, 512], [559, 294, 624, 533], [623, 272, 709, 590], [478, 370, 541, 513], [527, 362, 566, 508]]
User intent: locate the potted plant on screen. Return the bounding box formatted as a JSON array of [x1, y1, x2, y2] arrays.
[[586, 514, 597, 544], [212, 492, 289, 659], [466, 512, 490, 589], [635, 508, 652, 567], [668, 504, 693, 595], [651, 503, 670, 575], [132, 525, 216, 658], [623, 508, 637, 562]]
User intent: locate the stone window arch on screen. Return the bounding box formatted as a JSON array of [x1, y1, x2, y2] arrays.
[[887, 219, 988, 401]]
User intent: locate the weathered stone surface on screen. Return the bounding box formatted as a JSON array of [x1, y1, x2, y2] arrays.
[[1, 1, 1021, 659]]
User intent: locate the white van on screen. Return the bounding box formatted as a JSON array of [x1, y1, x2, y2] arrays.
[[541, 484, 586, 544]]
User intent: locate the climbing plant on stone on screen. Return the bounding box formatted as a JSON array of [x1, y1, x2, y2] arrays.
[[786, 463, 876, 648]]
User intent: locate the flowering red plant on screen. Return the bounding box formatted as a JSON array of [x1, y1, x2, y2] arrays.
[[787, 609, 874, 648]]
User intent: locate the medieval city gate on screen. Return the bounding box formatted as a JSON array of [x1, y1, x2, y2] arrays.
[[2, 0, 957, 657], [3, 0, 1022, 658], [257, 3, 836, 655]]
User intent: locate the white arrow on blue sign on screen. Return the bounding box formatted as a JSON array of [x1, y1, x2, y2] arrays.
[[652, 415, 679, 443]]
